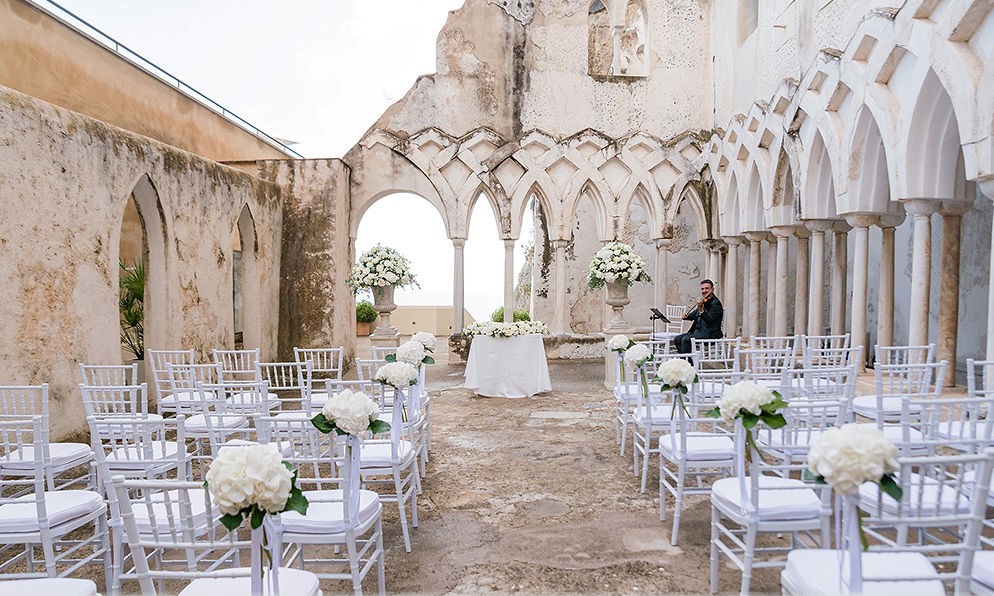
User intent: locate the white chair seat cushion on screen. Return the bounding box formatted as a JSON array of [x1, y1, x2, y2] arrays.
[[184, 414, 249, 433], [0, 442, 93, 469], [932, 420, 986, 442], [178, 567, 320, 596], [631, 406, 674, 426], [782, 549, 943, 595], [971, 550, 994, 588], [309, 390, 329, 409], [226, 392, 280, 411], [660, 434, 734, 461], [0, 578, 97, 596], [0, 490, 103, 533], [280, 489, 380, 534], [756, 427, 825, 449], [711, 475, 821, 521], [359, 440, 414, 467], [132, 490, 210, 534], [272, 411, 311, 421], [614, 383, 664, 402], [217, 439, 295, 458], [851, 395, 923, 418], [106, 441, 182, 468], [160, 390, 212, 406], [858, 472, 968, 516]]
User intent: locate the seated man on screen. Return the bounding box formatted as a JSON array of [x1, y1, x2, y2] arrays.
[[674, 279, 723, 354]]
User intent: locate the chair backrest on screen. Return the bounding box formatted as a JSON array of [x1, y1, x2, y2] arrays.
[[918, 391, 994, 453], [212, 348, 261, 382], [80, 383, 150, 418], [801, 344, 861, 369], [146, 349, 194, 401], [853, 448, 994, 594], [741, 345, 797, 380], [692, 337, 740, 370], [255, 415, 340, 492], [780, 360, 859, 404], [110, 475, 249, 595], [79, 363, 139, 386], [167, 363, 222, 393], [356, 358, 387, 382], [874, 360, 946, 400], [324, 378, 389, 409], [256, 361, 312, 412], [749, 335, 799, 352], [371, 346, 397, 360], [966, 358, 994, 401], [874, 343, 935, 366], [0, 416, 51, 509], [665, 305, 686, 333], [646, 337, 672, 359], [0, 386, 52, 456], [801, 333, 850, 352], [88, 414, 188, 480], [293, 347, 344, 381]]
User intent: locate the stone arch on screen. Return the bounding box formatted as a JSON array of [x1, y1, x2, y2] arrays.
[[800, 130, 839, 220], [564, 179, 611, 242], [843, 104, 891, 213], [741, 162, 765, 231], [511, 180, 558, 241], [234, 204, 261, 349], [770, 147, 798, 225], [719, 172, 742, 236], [120, 173, 167, 354], [901, 67, 962, 200], [672, 181, 710, 240], [465, 184, 503, 238], [617, 181, 658, 238]]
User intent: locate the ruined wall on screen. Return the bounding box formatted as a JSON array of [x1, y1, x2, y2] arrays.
[[255, 159, 355, 368], [0, 0, 289, 162], [0, 85, 282, 439]]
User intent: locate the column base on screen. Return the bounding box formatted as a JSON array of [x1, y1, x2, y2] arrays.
[[370, 333, 401, 349]]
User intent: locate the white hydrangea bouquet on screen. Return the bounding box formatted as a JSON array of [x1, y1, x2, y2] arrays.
[[411, 331, 437, 353], [463, 320, 549, 338], [374, 361, 420, 389], [806, 424, 902, 551], [705, 380, 787, 460], [205, 443, 309, 531], [587, 241, 651, 290], [386, 339, 435, 368], [623, 343, 654, 398], [607, 334, 637, 380], [345, 244, 418, 291], [311, 389, 390, 436], [653, 358, 699, 416]]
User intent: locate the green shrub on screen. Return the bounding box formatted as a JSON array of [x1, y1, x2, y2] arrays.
[[355, 300, 378, 323], [490, 306, 530, 322]]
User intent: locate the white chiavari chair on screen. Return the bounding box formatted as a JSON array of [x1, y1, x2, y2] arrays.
[[211, 348, 261, 382], [146, 349, 194, 409], [257, 360, 313, 417], [79, 363, 139, 387], [293, 347, 344, 410]]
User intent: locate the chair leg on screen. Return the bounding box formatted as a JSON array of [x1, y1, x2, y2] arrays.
[[375, 518, 386, 595], [741, 524, 758, 595], [639, 431, 652, 493], [347, 533, 362, 596], [671, 465, 686, 546], [394, 468, 412, 553], [710, 506, 720, 594]]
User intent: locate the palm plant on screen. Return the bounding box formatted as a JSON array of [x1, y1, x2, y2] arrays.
[[119, 259, 145, 360]]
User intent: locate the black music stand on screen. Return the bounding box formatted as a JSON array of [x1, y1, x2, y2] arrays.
[[649, 308, 671, 336]]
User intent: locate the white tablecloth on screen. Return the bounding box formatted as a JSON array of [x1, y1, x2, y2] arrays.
[[464, 334, 552, 398]]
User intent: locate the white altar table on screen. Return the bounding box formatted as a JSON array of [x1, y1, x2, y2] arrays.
[[464, 334, 552, 398]]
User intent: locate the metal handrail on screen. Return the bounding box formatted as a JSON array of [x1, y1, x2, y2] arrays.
[[24, 0, 304, 159]]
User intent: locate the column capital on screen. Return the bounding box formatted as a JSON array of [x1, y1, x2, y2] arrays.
[[702, 238, 728, 254], [654, 237, 673, 249], [451, 237, 467, 248], [900, 198, 942, 216], [743, 231, 767, 243], [844, 213, 880, 228], [769, 225, 798, 239], [723, 235, 746, 246], [803, 219, 836, 233], [551, 238, 569, 249], [877, 213, 905, 229], [939, 200, 972, 217], [792, 227, 811, 240], [833, 220, 853, 233]]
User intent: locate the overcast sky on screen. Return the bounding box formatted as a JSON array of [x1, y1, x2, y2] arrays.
[[50, 0, 527, 322]]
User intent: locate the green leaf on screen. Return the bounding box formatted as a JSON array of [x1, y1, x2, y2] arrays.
[[879, 474, 903, 502], [250, 506, 265, 530], [220, 513, 243, 532], [762, 412, 787, 429], [202, 480, 209, 489], [801, 469, 826, 484], [369, 419, 392, 434], [704, 407, 721, 419], [311, 413, 335, 434], [678, 385, 688, 395], [423, 356, 435, 365], [284, 487, 309, 516], [741, 412, 759, 428], [693, 374, 700, 383], [384, 354, 397, 363]]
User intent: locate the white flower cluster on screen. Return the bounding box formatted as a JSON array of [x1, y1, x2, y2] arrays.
[[587, 241, 651, 289], [322, 389, 380, 436], [656, 358, 697, 387], [396, 340, 427, 366], [808, 424, 899, 495], [607, 334, 631, 352], [411, 331, 437, 352], [374, 361, 419, 388], [206, 443, 293, 516], [462, 320, 550, 337], [346, 245, 417, 290], [717, 380, 777, 424], [623, 343, 653, 368]]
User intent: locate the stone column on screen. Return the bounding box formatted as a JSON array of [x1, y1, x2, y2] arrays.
[[744, 232, 765, 338], [875, 219, 900, 349], [937, 202, 970, 386], [552, 239, 569, 334], [845, 215, 878, 372], [981, 180, 994, 361], [655, 237, 672, 308], [830, 222, 851, 336], [806, 220, 834, 336], [765, 233, 777, 336], [452, 238, 466, 333], [903, 200, 939, 346], [770, 227, 793, 337], [793, 228, 811, 337], [503, 239, 515, 322], [724, 237, 743, 338]]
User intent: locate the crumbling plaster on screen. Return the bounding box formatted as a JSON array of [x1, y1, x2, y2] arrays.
[[0, 85, 282, 439]]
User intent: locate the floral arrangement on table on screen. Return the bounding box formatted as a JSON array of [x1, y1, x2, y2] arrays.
[[705, 380, 787, 460], [205, 443, 309, 531], [386, 339, 436, 368], [587, 241, 651, 290], [462, 320, 550, 338], [653, 357, 699, 415], [806, 424, 902, 550], [345, 244, 418, 291]]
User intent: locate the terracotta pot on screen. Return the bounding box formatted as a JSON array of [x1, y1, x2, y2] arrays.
[[356, 321, 371, 336]]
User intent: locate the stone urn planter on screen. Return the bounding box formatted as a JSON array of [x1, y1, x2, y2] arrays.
[[370, 284, 399, 337], [604, 280, 631, 330]]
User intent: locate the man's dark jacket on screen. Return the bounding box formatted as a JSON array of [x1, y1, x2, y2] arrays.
[[683, 296, 724, 339]]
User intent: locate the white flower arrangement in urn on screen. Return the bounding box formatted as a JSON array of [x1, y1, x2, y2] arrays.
[[345, 244, 418, 291], [586, 241, 651, 290]]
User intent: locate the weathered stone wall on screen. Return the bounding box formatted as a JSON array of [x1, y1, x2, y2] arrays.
[[255, 159, 355, 368], [0, 85, 283, 439]]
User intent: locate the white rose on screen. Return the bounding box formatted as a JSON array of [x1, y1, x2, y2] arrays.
[[384, 272, 399, 284], [206, 443, 293, 515], [412, 331, 437, 351], [396, 340, 426, 366], [656, 358, 697, 387], [374, 361, 419, 388], [623, 343, 653, 368], [607, 334, 630, 352], [808, 424, 899, 496]]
